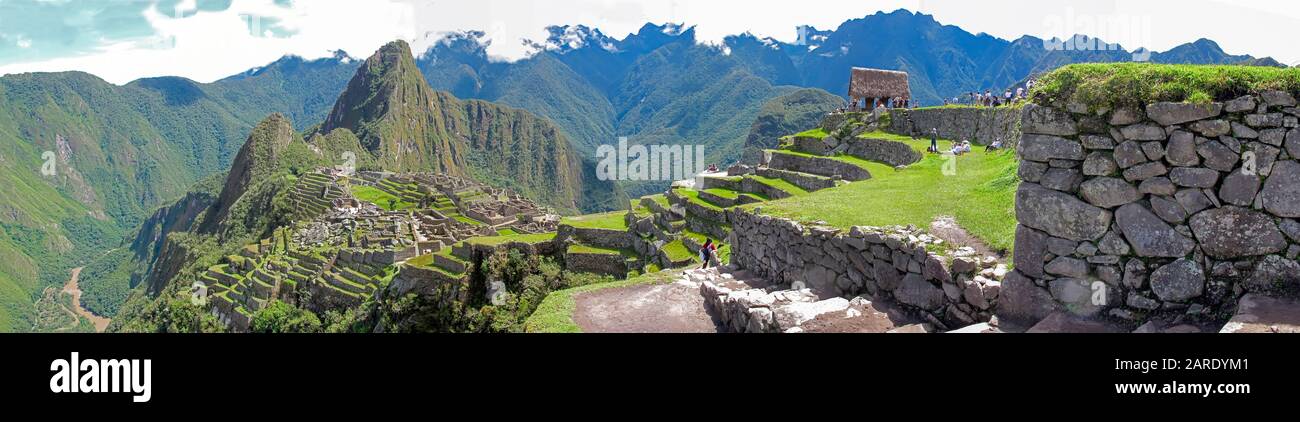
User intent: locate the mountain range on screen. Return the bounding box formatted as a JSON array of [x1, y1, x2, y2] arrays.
[[0, 8, 1281, 331]]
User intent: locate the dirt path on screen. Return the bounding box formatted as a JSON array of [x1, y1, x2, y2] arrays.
[[574, 279, 722, 333], [61, 267, 111, 332], [929, 216, 1005, 258]]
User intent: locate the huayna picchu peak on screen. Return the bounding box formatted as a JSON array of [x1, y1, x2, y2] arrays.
[[317, 39, 614, 214]]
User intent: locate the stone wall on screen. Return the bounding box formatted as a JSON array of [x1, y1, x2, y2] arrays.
[[887, 107, 1022, 148], [1004, 92, 1300, 327], [727, 208, 1006, 329]]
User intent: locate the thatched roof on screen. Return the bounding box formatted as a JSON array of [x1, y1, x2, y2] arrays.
[[849, 67, 910, 100]]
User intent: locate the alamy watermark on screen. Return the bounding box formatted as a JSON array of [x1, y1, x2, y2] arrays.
[[595, 137, 709, 181], [1042, 7, 1153, 62]]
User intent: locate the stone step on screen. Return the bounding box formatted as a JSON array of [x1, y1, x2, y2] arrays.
[[739, 175, 802, 199], [696, 188, 764, 209], [323, 271, 370, 295], [756, 167, 839, 192], [766, 150, 872, 181], [1220, 294, 1300, 333]]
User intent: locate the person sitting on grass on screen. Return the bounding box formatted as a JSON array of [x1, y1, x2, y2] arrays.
[[986, 138, 1004, 152]]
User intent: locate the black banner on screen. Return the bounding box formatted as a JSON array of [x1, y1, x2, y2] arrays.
[[2, 334, 1294, 410]]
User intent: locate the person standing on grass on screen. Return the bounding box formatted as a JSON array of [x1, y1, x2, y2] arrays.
[[929, 128, 939, 153]]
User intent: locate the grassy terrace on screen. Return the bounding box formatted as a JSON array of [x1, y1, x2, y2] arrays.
[[1034, 63, 1300, 110], [350, 185, 414, 211], [467, 232, 557, 246], [744, 132, 1018, 252], [704, 187, 770, 202], [561, 211, 628, 231], [524, 269, 686, 333], [567, 243, 633, 257], [676, 189, 724, 211], [661, 239, 695, 263], [746, 174, 809, 197], [769, 148, 877, 169]]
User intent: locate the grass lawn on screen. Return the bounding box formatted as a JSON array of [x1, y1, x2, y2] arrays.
[[562, 211, 628, 231], [523, 269, 686, 333], [792, 127, 830, 138], [350, 185, 413, 211], [745, 136, 1019, 253], [497, 228, 518, 236], [467, 232, 557, 246]]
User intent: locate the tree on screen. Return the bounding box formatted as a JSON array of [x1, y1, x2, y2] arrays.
[[249, 301, 322, 333]]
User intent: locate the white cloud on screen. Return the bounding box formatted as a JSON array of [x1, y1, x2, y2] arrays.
[[1, 0, 1298, 85]]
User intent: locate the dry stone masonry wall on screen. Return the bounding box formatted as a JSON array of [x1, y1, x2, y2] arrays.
[[1005, 92, 1300, 327], [887, 106, 1022, 148], [727, 208, 1007, 330]]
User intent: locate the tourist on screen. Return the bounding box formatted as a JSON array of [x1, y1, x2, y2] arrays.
[[986, 138, 1004, 152], [700, 238, 719, 269], [929, 128, 939, 153], [1004, 90, 1013, 106], [1016, 86, 1025, 100]]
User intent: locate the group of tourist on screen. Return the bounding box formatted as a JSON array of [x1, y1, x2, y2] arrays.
[[838, 97, 918, 113], [942, 79, 1036, 107], [915, 125, 1006, 156]]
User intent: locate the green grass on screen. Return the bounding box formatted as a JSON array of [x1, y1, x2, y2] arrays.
[[680, 229, 731, 264], [792, 127, 829, 139], [744, 146, 1020, 253], [703, 188, 770, 202], [770, 148, 876, 169], [452, 215, 485, 226], [676, 189, 725, 211], [497, 228, 518, 236], [467, 232, 557, 246], [661, 239, 695, 263], [562, 211, 628, 231], [405, 253, 435, 268], [643, 194, 671, 208], [1034, 63, 1300, 111], [566, 244, 630, 256], [746, 175, 809, 197], [523, 269, 686, 333], [350, 185, 413, 211]]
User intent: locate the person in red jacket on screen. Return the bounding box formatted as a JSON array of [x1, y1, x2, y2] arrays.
[[700, 238, 719, 269]]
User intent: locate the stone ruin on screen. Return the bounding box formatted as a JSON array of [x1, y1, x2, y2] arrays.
[[724, 208, 1007, 331], [1003, 91, 1300, 332], [200, 168, 561, 331]]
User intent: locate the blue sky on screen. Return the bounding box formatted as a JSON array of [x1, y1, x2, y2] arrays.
[[1, 0, 1297, 84]]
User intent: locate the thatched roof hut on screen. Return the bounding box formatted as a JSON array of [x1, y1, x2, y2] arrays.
[[848, 67, 910, 101]]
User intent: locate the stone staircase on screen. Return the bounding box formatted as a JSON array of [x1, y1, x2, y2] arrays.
[[686, 266, 931, 333]]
